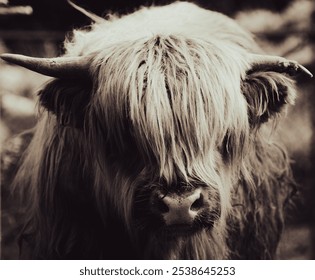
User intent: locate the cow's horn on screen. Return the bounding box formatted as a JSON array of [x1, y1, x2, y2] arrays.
[[248, 54, 313, 78], [0, 53, 91, 78]]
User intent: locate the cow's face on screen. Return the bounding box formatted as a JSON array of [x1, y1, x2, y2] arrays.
[[84, 36, 247, 240]]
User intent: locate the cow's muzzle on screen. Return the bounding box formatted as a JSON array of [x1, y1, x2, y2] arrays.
[[151, 188, 206, 226]]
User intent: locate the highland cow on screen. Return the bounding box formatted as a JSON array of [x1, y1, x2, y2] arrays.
[[0, 2, 313, 260]]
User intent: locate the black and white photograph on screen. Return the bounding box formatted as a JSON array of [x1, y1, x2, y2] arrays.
[[0, 0, 314, 269]]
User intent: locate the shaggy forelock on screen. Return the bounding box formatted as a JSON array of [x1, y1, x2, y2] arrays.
[[88, 35, 250, 182]]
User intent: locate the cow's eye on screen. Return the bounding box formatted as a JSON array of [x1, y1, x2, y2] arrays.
[[219, 135, 230, 162]]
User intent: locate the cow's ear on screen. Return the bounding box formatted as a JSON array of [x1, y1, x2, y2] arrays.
[[241, 71, 297, 126], [38, 79, 92, 128], [241, 55, 312, 127]]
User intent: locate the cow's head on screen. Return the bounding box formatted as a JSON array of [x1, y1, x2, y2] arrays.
[[1, 3, 312, 259]]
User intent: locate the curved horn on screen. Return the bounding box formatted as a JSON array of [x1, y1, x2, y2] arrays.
[[0, 53, 91, 78], [248, 54, 313, 78]]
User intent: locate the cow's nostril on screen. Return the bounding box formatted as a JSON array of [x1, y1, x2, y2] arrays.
[[190, 194, 204, 211]]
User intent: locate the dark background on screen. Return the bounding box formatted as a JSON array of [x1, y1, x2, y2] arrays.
[[1, 0, 314, 259], [2, 0, 301, 30]]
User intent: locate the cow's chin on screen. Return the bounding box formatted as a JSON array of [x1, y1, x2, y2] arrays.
[[132, 219, 225, 259], [139, 224, 227, 260]]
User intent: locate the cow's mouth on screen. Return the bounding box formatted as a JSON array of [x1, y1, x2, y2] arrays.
[[160, 224, 202, 238]]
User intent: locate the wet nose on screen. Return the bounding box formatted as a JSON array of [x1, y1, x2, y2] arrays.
[[153, 188, 205, 225]]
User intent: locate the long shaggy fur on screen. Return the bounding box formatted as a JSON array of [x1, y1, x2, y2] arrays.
[[2, 2, 298, 259]]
